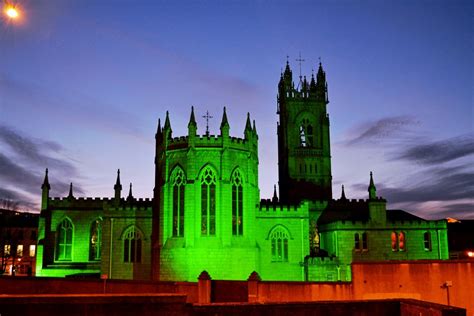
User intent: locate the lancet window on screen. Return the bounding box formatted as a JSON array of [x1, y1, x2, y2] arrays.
[[201, 167, 217, 236], [89, 219, 102, 260], [56, 218, 73, 261], [231, 169, 243, 236], [172, 168, 186, 237], [123, 227, 142, 263]]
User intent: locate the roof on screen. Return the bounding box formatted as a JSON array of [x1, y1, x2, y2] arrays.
[[386, 209, 425, 222], [317, 200, 369, 225]]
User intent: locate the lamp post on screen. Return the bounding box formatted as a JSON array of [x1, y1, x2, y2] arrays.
[[441, 281, 453, 306]]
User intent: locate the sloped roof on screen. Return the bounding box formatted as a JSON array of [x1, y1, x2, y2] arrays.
[[386, 209, 425, 222]]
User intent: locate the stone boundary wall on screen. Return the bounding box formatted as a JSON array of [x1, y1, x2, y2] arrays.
[[0, 261, 471, 314], [0, 277, 198, 303]]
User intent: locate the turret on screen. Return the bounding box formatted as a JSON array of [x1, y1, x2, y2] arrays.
[[220, 106, 229, 137], [340, 184, 347, 201], [127, 183, 134, 202], [368, 172, 377, 200], [309, 72, 317, 93], [301, 76, 308, 95], [41, 168, 50, 211], [114, 169, 122, 202], [272, 185, 279, 203], [283, 59, 293, 90], [188, 106, 197, 136], [163, 111, 172, 140], [315, 62, 328, 103], [367, 171, 386, 224], [244, 112, 253, 140], [67, 182, 74, 200]]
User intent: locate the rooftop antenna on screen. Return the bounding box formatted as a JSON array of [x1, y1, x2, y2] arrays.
[[295, 52, 305, 88], [202, 111, 213, 137]]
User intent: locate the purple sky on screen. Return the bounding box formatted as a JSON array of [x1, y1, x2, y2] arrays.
[[0, 0, 472, 219]]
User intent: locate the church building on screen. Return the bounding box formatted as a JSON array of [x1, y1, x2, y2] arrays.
[[36, 61, 449, 281]]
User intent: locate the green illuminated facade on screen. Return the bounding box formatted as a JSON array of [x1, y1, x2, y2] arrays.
[[36, 62, 449, 281]]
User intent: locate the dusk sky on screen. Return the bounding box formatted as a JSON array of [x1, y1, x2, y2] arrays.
[[0, 0, 472, 219]]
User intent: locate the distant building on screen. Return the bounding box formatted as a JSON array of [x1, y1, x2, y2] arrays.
[[0, 209, 39, 276], [36, 61, 449, 281], [447, 219, 474, 259]]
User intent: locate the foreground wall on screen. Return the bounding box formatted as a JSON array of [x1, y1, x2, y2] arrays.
[[255, 261, 473, 315], [1, 261, 472, 314]]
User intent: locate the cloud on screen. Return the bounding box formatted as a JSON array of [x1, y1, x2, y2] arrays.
[[351, 165, 473, 204], [0, 125, 84, 210], [0, 187, 23, 201], [0, 125, 75, 174], [432, 203, 474, 219], [345, 115, 419, 145], [342, 115, 473, 219], [382, 171, 474, 203], [395, 134, 474, 165]]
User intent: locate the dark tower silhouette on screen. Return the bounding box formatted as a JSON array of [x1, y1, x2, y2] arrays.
[[277, 60, 332, 203]]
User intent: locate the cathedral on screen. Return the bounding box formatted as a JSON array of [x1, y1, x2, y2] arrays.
[[36, 61, 449, 281]]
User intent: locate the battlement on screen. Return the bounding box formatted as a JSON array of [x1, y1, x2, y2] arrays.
[[387, 219, 447, 228], [48, 196, 153, 210], [258, 200, 309, 217], [166, 133, 253, 152], [49, 196, 111, 209]]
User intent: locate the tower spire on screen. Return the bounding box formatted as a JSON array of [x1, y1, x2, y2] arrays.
[[245, 112, 252, 131], [114, 169, 122, 201], [341, 184, 347, 200], [41, 168, 50, 190], [68, 182, 74, 199], [127, 182, 133, 201], [41, 168, 50, 211], [272, 184, 279, 203], [220, 106, 229, 129], [368, 172, 377, 199], [316, 60, 328, 102], [188, 106, 197, 127], [283, 56, 293, 88], [156, 118, 161, 134]]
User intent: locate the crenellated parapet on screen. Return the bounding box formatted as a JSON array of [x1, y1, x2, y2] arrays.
[[258, 200, 310, 218], [157, 107, 258, 155], [47, 196, 153, 210], [47, 196, 111, 210]]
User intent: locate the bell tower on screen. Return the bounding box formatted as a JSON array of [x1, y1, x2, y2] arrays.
[[277, 60, 332, 203]]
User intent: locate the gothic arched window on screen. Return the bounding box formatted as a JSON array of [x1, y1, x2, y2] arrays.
[[399, 231, 406, 251], [423, 231, 432, 251], [362, 232, 368, 251], [201, 166, 217, 236], [123, 227, 142, 263], [56, 218, 73, 261], [299, 118, 314, 147], [391, 232, 398, 251], [172, 168, 186, 237], [354, 233, 361, 251], [231, 169, 243, 236], [270, 227, 289, 262], [89, 219, 102, 261]]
